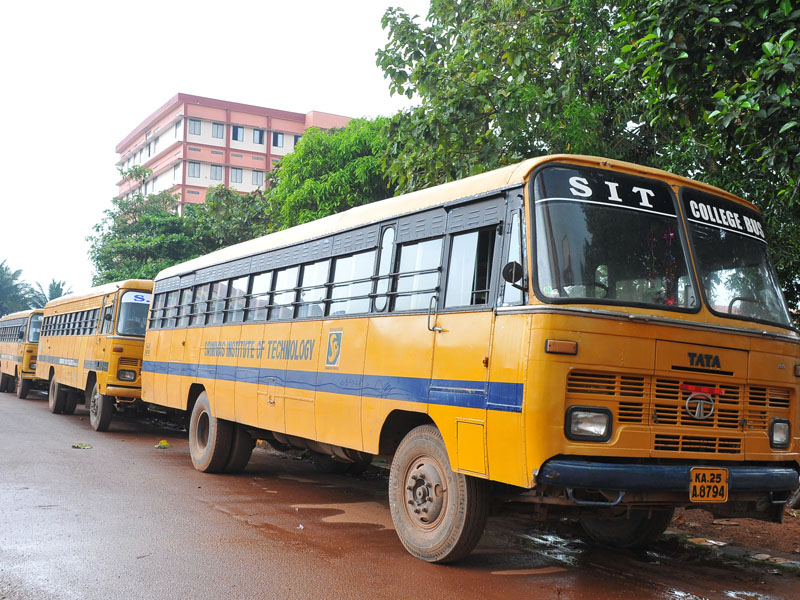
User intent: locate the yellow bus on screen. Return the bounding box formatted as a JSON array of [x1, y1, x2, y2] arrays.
[[142, 155, 799, 562], [0, 309, 45, 398], [37, 280, 153, 431]]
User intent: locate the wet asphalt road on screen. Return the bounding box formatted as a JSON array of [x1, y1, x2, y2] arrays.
[[1, 391, 797, 600]]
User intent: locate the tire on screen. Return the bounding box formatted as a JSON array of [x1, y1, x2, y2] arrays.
[[188, 392, 232, 473], [48, 377, 67, 414], [16, 376, 30, 399], [223, 425, 255, 473], [388, 424, 489, 563], [580, 508, 675, 548], [62, 392, 80, 415], [0, 373, 9, 393], [89, 383, 113, 431]]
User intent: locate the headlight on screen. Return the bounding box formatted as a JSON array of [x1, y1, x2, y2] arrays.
[[117, 369, 137, 382], [770, 418, 791, 449], [29, 361, 37, 370], [565, 406, 612, 442]]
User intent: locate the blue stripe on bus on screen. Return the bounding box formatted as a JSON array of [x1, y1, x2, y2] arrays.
[[141, 360, 523, 412]]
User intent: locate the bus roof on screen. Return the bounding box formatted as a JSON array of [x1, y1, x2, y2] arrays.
[[44, 280, 154, 309], [155, 154, 751, 282], [0, 308, 41, 322]]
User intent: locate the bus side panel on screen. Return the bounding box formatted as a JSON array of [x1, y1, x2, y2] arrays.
[[199, 326, 224, 417], [428, 311, 494, 476], [77, 336, 89, 392], [181, 327, 205, 410], [258, 322, 292, 433], [486, 313, 531, 488], [361, 315, 434, 454], [315, 318, 368, 451], [283, 320, 322, 441], [234, 322, 263, 428], [141, 332, 158, 406], [166, 329, 187, 409], [215, 324, 242, 421]]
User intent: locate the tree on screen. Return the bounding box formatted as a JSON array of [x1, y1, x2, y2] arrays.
[[199, 185, 272, 248], [613, 0, 800, 202], [0, 260, 33, 316], [87, 190, 202, 285], [29, 280, 73, 308], [266, 118, 396, 230], [376, 0, 661, 193]]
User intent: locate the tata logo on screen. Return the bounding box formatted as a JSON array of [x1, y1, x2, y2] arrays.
[[688, 352, 721, 369], [686, 392, 715, 420], [326, 331, 342, 368]]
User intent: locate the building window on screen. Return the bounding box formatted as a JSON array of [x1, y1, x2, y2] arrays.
[[174, 121, 181, 138], [188, 162, 200, 178], [147, 142, 151, 157], [272, 132, 284, 147], [232, 125, 244, 142], [188, 119, 201, 135], [294, 135, 302, 145], [230, 167, 243, 183], [212, 122, 224, 139], [173, 164, 180, 182], [210, 165, 223, 181], [252, 170, 264, 186], [253, 129, 265, 144]]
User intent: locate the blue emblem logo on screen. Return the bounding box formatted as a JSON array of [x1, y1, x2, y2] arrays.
[[326, 331, 342, 367]]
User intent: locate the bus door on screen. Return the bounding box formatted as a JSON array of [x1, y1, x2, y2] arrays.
[[429, 195, 506, 477], [486, 192, 531, 485], [96, 294, 115, 389]]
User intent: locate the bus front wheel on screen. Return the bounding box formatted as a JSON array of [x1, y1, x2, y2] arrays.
[[189, 392, 232, 473], [388, 425, 489, 563], [579, 508, 675, 548], [16, 376, 30, 399], [48, 378, 67, 414], [89, 383, 113, 431]]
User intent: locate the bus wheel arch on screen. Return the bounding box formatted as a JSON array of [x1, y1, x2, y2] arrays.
[[84, 372, 97, 405], [186, 383, 206, 416], [388, 423, 489, 563], [378, 410, 435, 456]]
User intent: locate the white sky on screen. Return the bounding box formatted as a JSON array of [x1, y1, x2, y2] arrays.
[[0, 0, 429, 293]]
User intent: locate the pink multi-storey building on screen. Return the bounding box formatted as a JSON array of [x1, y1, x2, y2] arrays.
[[115, 93, 351, 207]]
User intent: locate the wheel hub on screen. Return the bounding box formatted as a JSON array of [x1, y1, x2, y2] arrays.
[[404, 460, 445, 526]]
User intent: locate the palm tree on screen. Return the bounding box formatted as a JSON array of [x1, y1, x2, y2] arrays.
[[0, 260, 33, 316], [29, 279, 73, 309]]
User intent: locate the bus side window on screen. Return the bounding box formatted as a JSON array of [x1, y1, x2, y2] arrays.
[[500, 210, 526, 306], [374, 226, 395, 312], [445, 227, 495, 308], [246, 272, 272, 322], [393, 237, 443, 312], [228, 276, 248, 323], [101, 303, 115, 334], [297, 260, 330, 318], [270, 267, 299, 321], [190, 284, 210, 326], [176, 288, 193, 328], [208, 281, 228, 325]]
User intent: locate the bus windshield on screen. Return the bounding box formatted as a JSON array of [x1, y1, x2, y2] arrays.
[[683, 189, 792, 328], [534, 166, 697, 310], [28, 313, 42, 343], [117, 291, 152, 336]]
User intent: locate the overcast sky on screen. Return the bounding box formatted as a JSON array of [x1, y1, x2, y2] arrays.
[[0, 0, 429, 293]]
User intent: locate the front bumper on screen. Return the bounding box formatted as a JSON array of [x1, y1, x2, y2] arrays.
[[538, 458, 799, 494]]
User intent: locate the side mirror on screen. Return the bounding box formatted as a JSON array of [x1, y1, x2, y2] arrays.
[[502, 261, 524, 284], [17, 331, 24, 340], [104, 312, 113, 321]]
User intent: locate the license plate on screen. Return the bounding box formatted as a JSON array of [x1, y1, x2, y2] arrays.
[[689, 467, 728, 503]]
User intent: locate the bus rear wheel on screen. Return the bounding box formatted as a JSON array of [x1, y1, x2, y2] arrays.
[[48, 378, 67, 414], [0, 373, 11, 393], [89, 383, 113, 431], [63, 392, 80, 415], [223, 425, 255, 474], [579, 508, 675, 548], [189, 391, 232, 473], [388, 425, 489, 563], [16, 376, 30, 399]]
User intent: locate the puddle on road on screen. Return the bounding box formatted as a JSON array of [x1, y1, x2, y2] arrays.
[[290, 501, 394, 530]]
